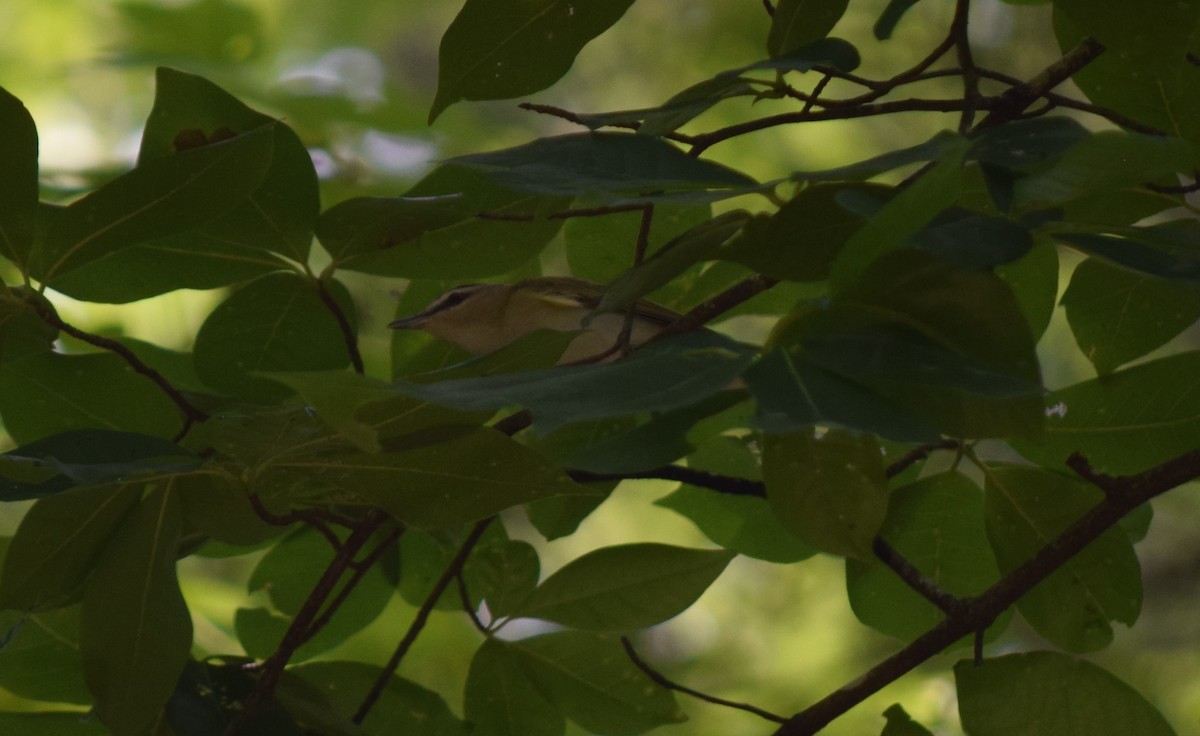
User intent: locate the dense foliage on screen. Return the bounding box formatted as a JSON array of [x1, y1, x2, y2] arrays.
[[1, 0, 1199, 734]]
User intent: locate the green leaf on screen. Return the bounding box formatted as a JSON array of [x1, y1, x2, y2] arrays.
[[33, 124, 275, 283], [269, 428, 588, 530], [47, 234, 291, 304], [1054, 0, 1200, 143], [392, 331, 756, 433], [565, 202, 712, 287], [508, 632, 686, 734], [466, 638, 564, 736], [0, 351, 183, 444], [513, 544, 733, 631], [467, 540, 541, 619], [846, 473, 1006, 642], [192, 272, 353, 401], [728, 38, 861, 75], [328, 167, 570, 280], [0, 485, 141, 611], [261, 370, 398, 452], [526, 492, 611, 542], [984, 465, 1141, 652], [430, 0, 637, 122], [762, 429, 888, 560], [240, 527, 395, 661], [956, 651, 1176, 736], [721, 183, 878, 281], [1014, 132, 1197, 209], [768, 0, 850, 56], [0, 429, 199, 501], [291, 661, 469, 736], [0, 712, 107, 735], [594, 211, 750, 316], [881, 704, 935, 736], [446, 133, 757, 197], [141, 67, 319, 263], [658, 485, 814, 563], [166, 660, 309, 736], [830, 142, 968, 289], [1062, 258, 1200, 374], [1051, 221, 1200, 284], [874, 0, 924, 39], [81, 486, 192, 736], [995, 243, 1058, 341], [0, 606, 89, 704], [1010, 352, 1200, 474], [573, 78, 756, 137], [0, 86, 38, 273], [177, 474, 279, 547]]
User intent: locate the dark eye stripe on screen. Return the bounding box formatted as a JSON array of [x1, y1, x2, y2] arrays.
[[426, 284, 484, 313]]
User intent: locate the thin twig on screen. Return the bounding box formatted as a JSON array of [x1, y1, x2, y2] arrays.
[[974, 68, 1163, 135], [974, 37, 1106, 130], [353, 518, 493, 724], [653, 274, 780, 342], [517, 102, 700, 145], [951, 0, 981, 131], [622, 636, 787, 723], [456, 572, 489, 633], [872, 537, 961, 613], [884, 439, 961, 479], [247, 493, 342, 550], [302, 526, 403, 644], [314, 278, 364, 375]]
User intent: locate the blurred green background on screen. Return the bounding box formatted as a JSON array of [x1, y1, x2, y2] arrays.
[[0, 1, 1197, 734]]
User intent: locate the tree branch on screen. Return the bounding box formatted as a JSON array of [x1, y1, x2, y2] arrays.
[[975, 37, 1106, 130], [314, 278, 365, 375], [771, 446, 1200, 736]]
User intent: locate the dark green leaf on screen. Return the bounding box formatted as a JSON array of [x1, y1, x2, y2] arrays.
[[392, 331, 756, 433], [508, 632, 686, 733], [166, 660, 308, 736], [722, 183, 878, 281], [526, 493, 611, 542], [33, 125, 274, 283], [447, 133, 757, 196], [430, 0, 637, 121], [178, 474, 279, 547], [513, 544, 734, 631], [0, 86, 38, 272], [830, 144, 967, 289], [762, 429, 888, 559], [1052, 221, 1200, 283], [881, 704, 935, 736], [995, 243, 1059, 341], [573, 78, 756, 137], [956, 652, 1176, 736], [1062, 258, 1200, 374], [846, 473, 1006, 642], [0, 607, 89, 704], [48, 234, 290, 304], [270, 428, 589, 529], [141, 67, 319, 263], [565, 202, 712, 287], [0, 712, 107, 735], [1010, 352, 1200, 474], [968, 117, 1089, 172], [467, 540, 540, 619], [728, 38, 861, 75], [465, 638, 564, 736], [0, 429, 199, 501], [329, 167, 570, 279], [768, 0, 850, 56], [0, 485, 141, 612], [907, 210, 1032, 268], [192, 272, 353, 401], [81, 486, 191, 735], [874, 0, 923, 39], [261, 370, 397, 452], [291, 661, 469, 736], [984, 465, 1141, 652]]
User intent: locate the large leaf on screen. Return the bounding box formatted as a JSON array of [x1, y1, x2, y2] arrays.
[[762, 429, 888, 560], [1051, 221, 1200, 284], [32, 124, 274, 283], [265, 428, 589, 530], [846, 473, 1006, 642], [0, 606, 89, 704], [768, 0, 850, 56], [507, 632, 686, 734], [465, 638, 564, 736], [141, 67, 319, 263], [984, 465, 1141, 653], [0, 484, 141, 611], [192, 272, 354, 400], [0, 86, 38, 272], [956, 652, 1176, 736], [326, 166, 570, 279], [446, 133, 757, 197], [0, 352, 183, 444], [513, 544, 734, 631], [430, 0, 637, 122], [1062, 257, 1200, 374], [81, 485, 192, 736], [1010, 352, 1200, 474], [0, 429, 199, 501], [391, 331, 756, 433]]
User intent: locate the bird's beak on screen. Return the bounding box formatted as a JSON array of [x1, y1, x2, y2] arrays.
[[388, 314, 429, 330]]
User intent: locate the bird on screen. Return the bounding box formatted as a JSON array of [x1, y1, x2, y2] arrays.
[[388, 277, 684, 365]]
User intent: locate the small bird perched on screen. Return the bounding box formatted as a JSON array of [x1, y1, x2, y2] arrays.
[[389, 277, 682, 364]]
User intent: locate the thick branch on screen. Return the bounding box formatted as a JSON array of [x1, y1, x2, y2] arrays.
[[772, 447, 1200, 736], [975, 37, 1106, 130], [315, 278, 365, 375]]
